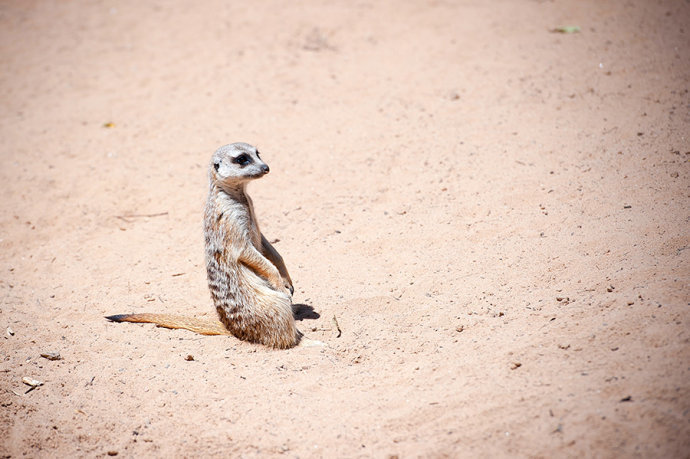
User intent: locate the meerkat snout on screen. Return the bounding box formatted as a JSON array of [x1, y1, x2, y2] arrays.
[[261, 164, 270, 174]]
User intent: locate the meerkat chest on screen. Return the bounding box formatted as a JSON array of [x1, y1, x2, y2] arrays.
[[244, 197, 262, 247], [215, 195, 261, 249]]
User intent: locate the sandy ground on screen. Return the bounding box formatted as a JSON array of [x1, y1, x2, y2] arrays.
[[1, 0, 689, 457]]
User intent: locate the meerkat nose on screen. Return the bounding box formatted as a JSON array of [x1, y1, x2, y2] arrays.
[[261, 164, 270, 174]]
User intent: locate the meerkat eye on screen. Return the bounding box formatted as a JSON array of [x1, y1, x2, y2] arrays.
[[233, 154, 251, 166], [213, 162, 220, 171]]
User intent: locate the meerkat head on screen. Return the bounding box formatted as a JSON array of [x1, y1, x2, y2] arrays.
[[210, 142, 269, 186]]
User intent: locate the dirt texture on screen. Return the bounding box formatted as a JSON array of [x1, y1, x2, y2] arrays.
[[1, 0, 689, 457]]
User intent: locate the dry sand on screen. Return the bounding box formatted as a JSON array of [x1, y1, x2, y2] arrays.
[[1, 0, 689, 457]]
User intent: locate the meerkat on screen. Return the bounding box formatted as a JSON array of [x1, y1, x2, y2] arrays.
[[107, 143, 301, 349]]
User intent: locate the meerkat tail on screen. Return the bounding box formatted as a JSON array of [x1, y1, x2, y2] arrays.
[[105, 313, 233, 336]]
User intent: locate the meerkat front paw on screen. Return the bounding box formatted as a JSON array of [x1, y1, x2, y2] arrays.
[[271, 278, 292, 297]]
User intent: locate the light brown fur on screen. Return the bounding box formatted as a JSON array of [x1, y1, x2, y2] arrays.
[[107, 143, 300, 349]]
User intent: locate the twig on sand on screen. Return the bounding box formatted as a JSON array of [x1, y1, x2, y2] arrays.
[[116, 212, 168, 223], [332, 315, 342, 338]]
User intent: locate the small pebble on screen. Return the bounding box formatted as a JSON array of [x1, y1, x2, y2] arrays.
[[41, 351, 61, 361], [185, 355, 194, 361], [22, 377, 43, 387]]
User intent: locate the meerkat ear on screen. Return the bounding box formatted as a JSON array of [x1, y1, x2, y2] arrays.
[[215, 160, 235, 178]]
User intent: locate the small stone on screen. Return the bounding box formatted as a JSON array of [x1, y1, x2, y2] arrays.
[[510, 362, 522, 370], [22, 377, 43, 387], [185, 355, 194, 361], [107, 451, 118, 456], [41, 351, 61, 361]]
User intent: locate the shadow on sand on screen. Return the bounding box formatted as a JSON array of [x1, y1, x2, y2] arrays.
[[293, 303, 320, 321]]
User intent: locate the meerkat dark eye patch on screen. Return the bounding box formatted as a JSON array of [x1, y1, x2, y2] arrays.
[[213, 162, 220, 171], [233, 154, 251, 166]]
